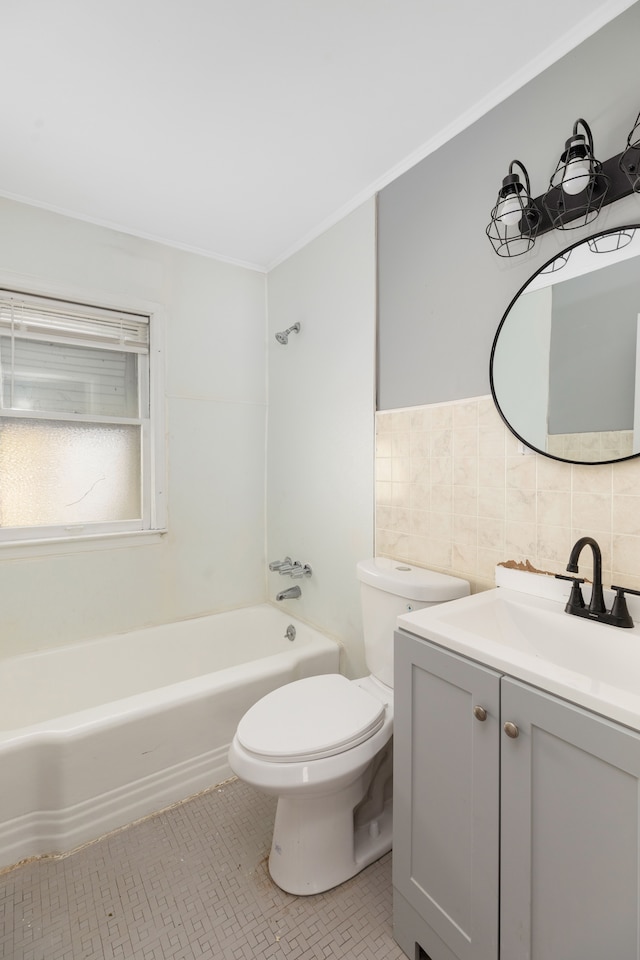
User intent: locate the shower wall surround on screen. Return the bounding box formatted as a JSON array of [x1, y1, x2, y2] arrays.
[[375, 396, 640, 594], [267, 201, 376, 680]]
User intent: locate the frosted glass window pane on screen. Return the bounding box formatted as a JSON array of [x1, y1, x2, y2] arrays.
[[0, 418, 141, 527], [0, 337, 140, 417]]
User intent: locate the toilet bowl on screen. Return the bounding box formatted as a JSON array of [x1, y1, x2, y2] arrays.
[[228, 558, 469, 895], [229, 673, 393, 895]]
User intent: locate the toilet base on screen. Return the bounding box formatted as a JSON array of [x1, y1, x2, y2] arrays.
[[268, 779, 393, 896]]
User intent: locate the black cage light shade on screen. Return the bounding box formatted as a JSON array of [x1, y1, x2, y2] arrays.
[[486, 159, 539, 257], [542, 118, 608, 230], [620, 109, 640, 192]]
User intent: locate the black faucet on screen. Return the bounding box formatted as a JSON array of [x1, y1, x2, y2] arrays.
[[556, 536, 638, 628], [567, 536, 606, 615]]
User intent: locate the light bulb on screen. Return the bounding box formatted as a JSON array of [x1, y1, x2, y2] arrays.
[[496, 190, 528, 226], [562, 157, 592, 195]]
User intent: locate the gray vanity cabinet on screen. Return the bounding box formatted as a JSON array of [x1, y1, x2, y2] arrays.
[[393, 631, 501, 960], [393, 629, 640, 960], [500, 677, 640, 959]]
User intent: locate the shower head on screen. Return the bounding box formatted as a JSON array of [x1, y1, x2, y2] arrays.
[[275, 322, 301, 345]]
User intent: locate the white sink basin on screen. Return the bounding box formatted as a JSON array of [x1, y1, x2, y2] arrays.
[[398, 582, 640, 731]]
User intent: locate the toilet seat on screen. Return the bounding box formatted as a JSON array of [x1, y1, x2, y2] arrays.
[[236, 674, 386, 763]]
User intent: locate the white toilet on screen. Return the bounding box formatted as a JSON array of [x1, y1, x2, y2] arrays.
[[228, 557, 469, 895]]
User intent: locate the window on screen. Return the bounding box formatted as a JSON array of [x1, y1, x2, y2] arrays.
[[0, 290, 165, 543]]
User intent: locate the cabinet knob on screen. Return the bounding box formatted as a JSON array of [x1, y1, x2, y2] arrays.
[[504, 721, 519, 739], [473, 705, 487, 722]]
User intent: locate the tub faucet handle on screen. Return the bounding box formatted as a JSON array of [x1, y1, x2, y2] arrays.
[[269, 556, 291, 572]]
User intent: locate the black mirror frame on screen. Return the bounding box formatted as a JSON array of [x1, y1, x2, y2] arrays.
[[490, 224, 640, 466]]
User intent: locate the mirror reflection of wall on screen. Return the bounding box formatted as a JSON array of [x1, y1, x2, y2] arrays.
[[491, 228, 640, 464], [492, 286, 551, 452], [549, 259, 637, 436]]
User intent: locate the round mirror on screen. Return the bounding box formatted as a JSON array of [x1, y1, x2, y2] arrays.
[[490, 225, 640, 464]]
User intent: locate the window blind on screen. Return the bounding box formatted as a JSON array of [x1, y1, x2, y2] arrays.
[[0, 337, 140, 417], [0, 292, 149, 352], [0, 292, 147, 418]]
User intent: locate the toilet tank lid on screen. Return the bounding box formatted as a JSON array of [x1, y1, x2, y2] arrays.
[[356, 558, 470, 602]]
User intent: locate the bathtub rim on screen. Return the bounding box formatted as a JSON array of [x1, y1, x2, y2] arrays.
[[0, 604, 343, 742]]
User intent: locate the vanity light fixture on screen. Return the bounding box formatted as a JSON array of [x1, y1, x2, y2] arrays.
[[620, 109, 640, 192], [488, 108, 640, 259], [485, 160, 539, 258], [542, 119, 608, 230]]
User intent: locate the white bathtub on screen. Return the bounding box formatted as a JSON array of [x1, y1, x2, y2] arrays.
[[0, 604, 340, 871]]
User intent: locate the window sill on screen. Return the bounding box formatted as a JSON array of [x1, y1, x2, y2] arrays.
[[0, 528, 167, 560]]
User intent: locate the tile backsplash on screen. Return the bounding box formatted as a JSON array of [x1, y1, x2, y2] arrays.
[[375, 396, 640, 594]]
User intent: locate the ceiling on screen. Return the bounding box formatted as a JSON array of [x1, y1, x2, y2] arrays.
[[1, 0, 636, 271]]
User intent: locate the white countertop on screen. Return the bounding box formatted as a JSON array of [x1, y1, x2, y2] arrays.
[[397, 575, 640, 732]]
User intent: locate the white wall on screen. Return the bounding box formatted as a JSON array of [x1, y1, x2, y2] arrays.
[[266, 199, 377, 678], [0, 197, 267, 657]]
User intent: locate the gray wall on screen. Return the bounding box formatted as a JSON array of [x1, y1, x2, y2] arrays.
[[377, 0, 640, 410]]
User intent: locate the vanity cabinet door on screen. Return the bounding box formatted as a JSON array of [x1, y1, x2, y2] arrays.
[[393, 632, 501, 960], [500, 678, 640, 960]]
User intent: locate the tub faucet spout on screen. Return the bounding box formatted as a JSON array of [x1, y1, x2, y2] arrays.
[[276, 585, 301, 601]]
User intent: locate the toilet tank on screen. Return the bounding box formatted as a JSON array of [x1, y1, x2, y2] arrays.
[[356, 558, 470, 688]]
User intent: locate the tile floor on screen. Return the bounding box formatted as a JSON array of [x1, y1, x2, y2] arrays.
[[0, 778, 406, 960]]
